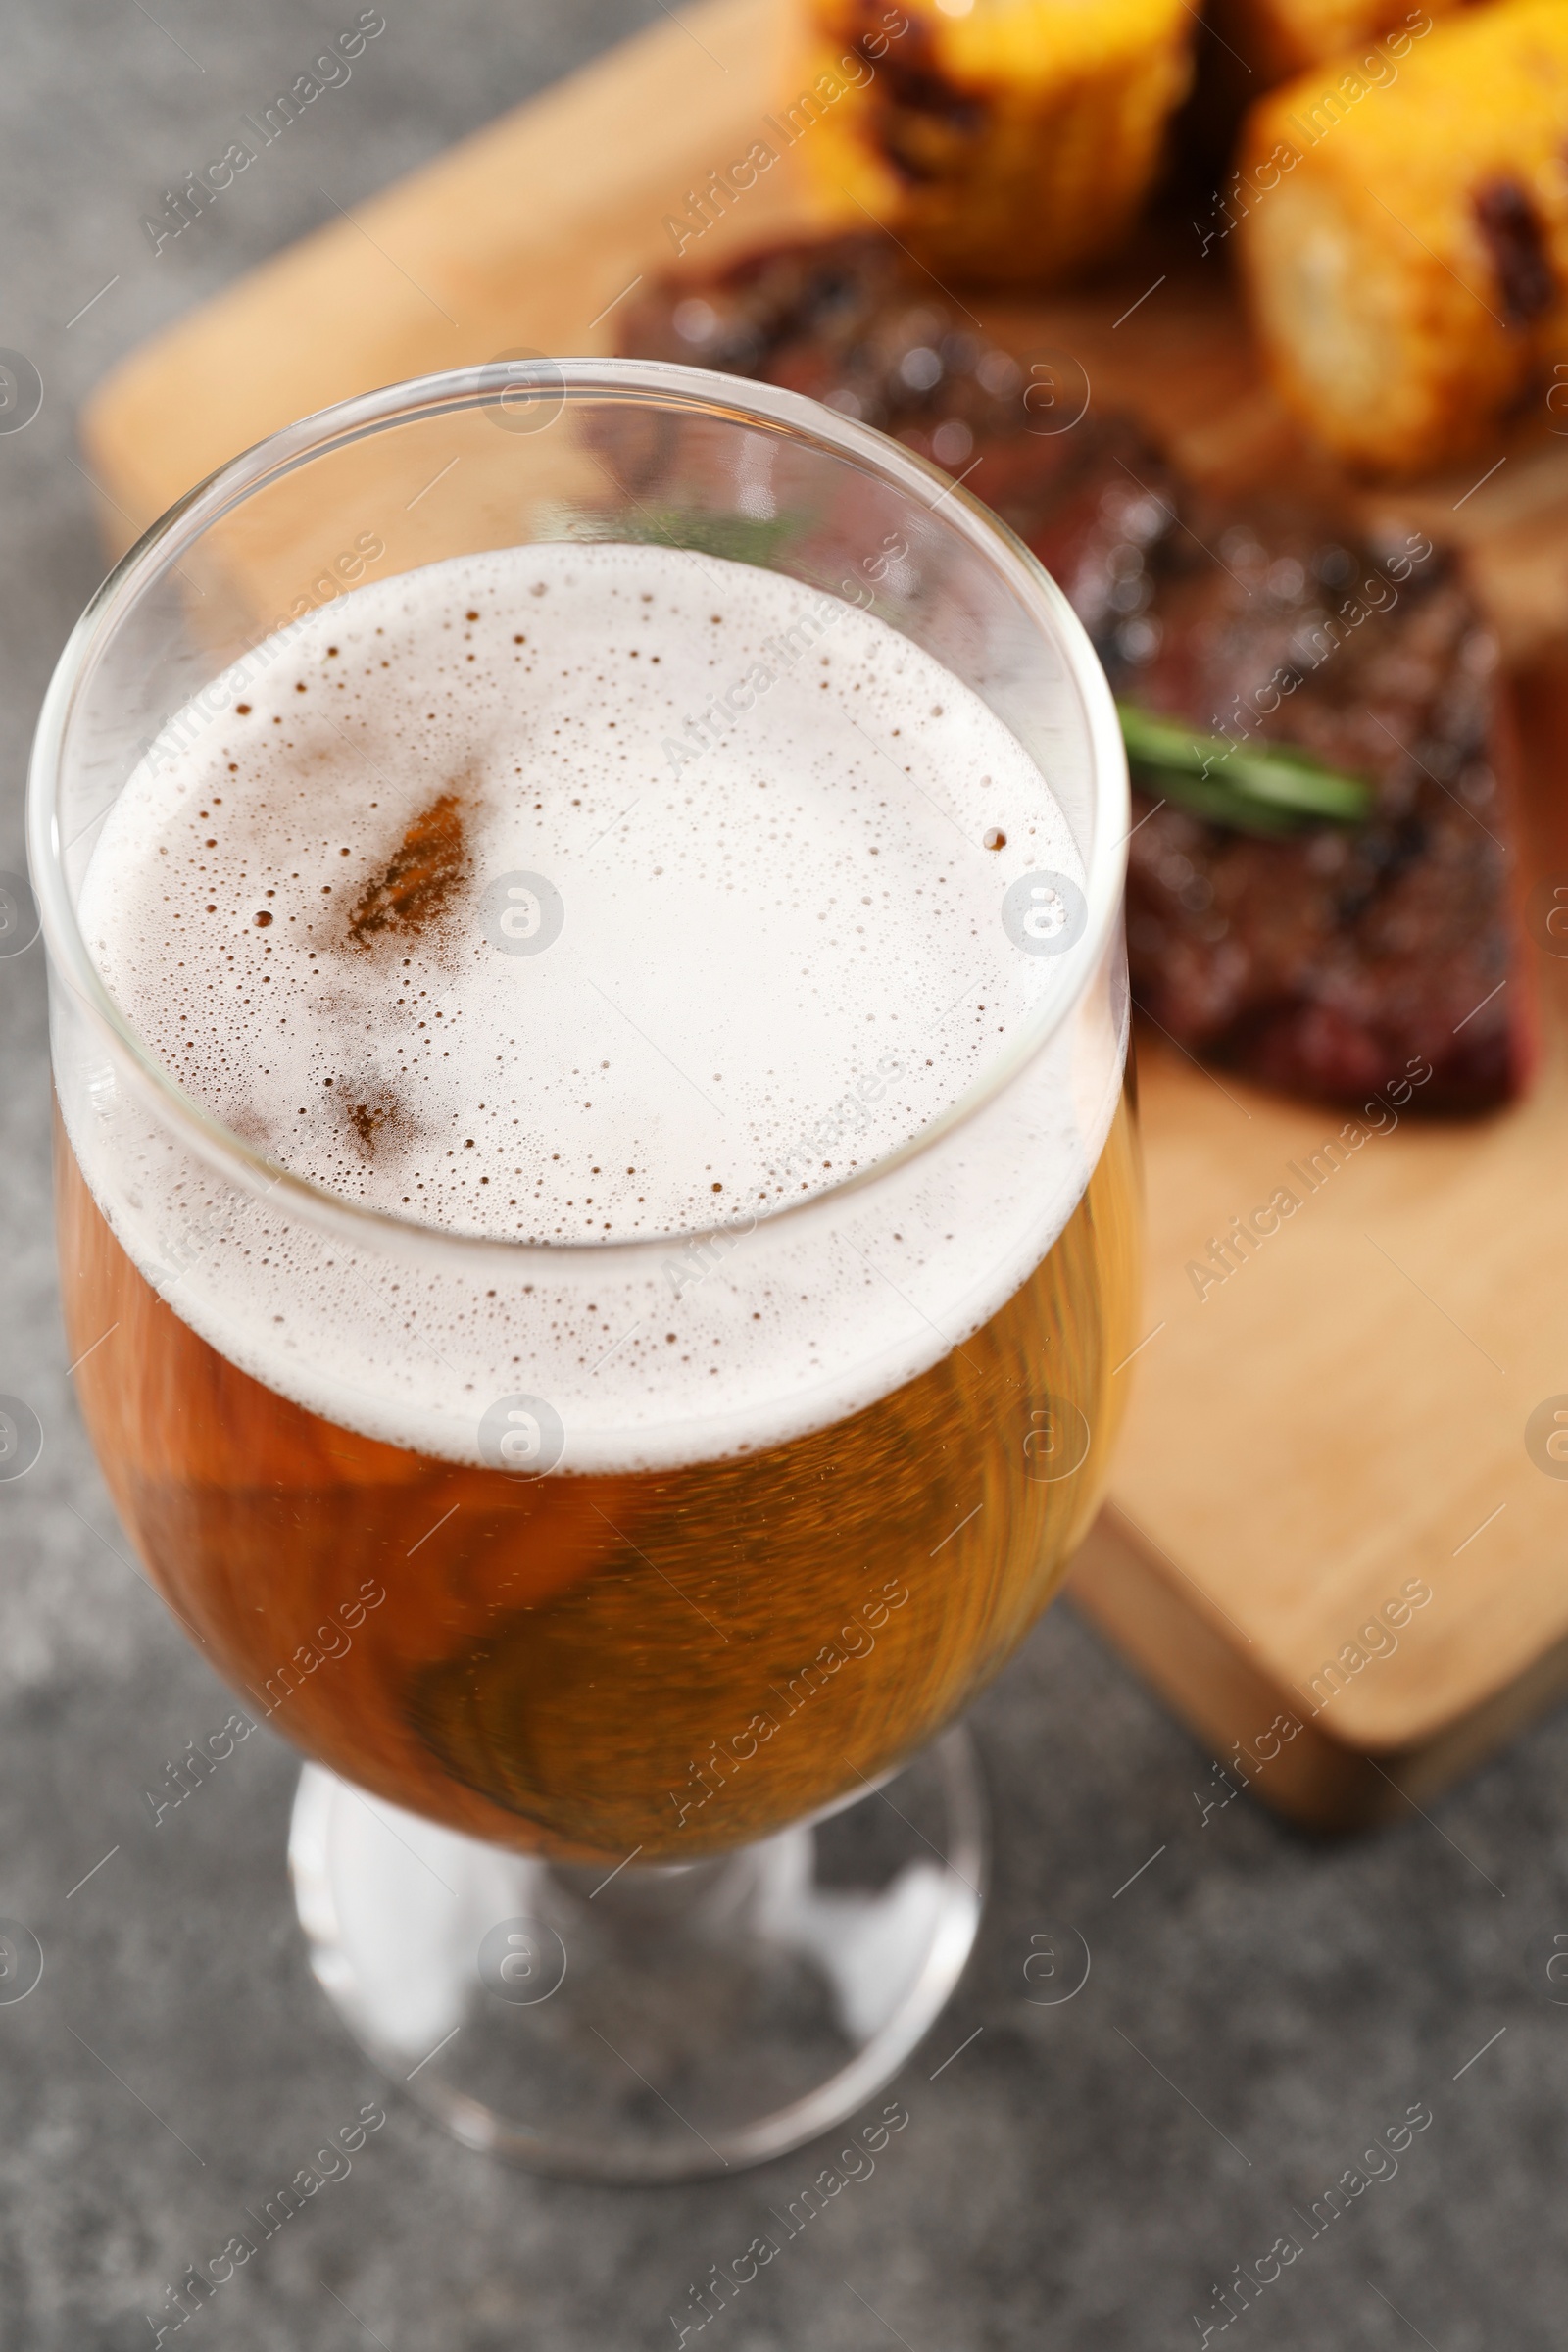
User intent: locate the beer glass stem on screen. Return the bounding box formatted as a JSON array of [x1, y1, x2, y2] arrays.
[[289, 1730, 987, 2180]]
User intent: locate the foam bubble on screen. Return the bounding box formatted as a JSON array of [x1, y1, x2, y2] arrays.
[[71, 542, 1117, 1470]]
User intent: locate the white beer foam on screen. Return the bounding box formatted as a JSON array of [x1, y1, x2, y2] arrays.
[[71, 542, 1120, 1471]]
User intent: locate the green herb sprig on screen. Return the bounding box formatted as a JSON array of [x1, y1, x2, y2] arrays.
[[571, 506, 801, 567], [1118, 703, 1373, 836]]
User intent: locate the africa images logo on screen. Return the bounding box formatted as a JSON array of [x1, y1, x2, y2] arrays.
[[478, 1395, 565, 1478]]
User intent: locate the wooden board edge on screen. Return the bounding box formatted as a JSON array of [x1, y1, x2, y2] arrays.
[[1066, 1509, 1383, 1831], [1068, 1507, 1568, 1835]]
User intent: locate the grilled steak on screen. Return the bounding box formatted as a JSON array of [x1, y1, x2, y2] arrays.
[[1108, 500, 1526, 1110], [619, 235, 1530, 1111]]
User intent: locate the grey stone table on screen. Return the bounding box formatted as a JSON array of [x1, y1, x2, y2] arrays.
[[0, 5, 1561, 2345]]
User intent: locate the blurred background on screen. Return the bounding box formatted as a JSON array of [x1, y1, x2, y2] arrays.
[[2, 2, 1566, 2346]]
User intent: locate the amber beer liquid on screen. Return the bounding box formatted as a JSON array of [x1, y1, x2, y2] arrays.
[[60, 541, 1138, 1862]]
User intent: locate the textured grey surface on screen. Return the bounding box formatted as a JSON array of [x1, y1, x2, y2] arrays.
[[0, 6, 1564, 2348]]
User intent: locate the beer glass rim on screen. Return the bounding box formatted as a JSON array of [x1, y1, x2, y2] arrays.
[[28, 357, 1128, 1268]]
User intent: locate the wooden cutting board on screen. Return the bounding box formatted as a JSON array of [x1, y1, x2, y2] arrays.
[[81, 0, 1568, 1830]]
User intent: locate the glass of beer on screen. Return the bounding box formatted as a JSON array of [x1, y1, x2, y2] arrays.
[[30, 360, 1136, 2180]]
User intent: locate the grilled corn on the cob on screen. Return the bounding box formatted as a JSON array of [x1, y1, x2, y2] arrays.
[[1210, 0, 1465, 82], [1238, 0, 1568, 476], [801, 0, 1195, 287]]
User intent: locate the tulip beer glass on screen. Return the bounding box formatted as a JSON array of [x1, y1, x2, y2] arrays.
[[31, 360, 1135, 2178]]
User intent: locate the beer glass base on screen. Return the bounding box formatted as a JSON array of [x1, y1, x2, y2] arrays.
[[288, 1728, 987, 2182]]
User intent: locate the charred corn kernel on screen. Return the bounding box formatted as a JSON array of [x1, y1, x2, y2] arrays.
[[1237, 0, 1568, 478], [799, 0, 1195, 288], [1208, 0, 1463, 83]]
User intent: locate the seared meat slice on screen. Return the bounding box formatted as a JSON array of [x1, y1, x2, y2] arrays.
[[1102, 501, 1529, 1111]]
